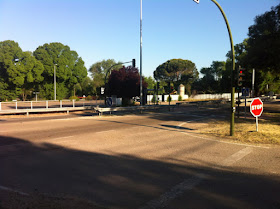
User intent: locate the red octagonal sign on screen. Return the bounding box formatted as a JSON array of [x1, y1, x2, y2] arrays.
[[250, 98, 263, 117]]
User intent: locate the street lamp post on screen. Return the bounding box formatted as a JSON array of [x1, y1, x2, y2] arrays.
[[54, 64, 57, 101], [194, 0, 236, 136], [140, 0, 143, 106]]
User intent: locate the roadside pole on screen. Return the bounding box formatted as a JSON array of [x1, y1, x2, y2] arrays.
[[244, 88, 247, 119], [237, 89, 240, 118], [194, 0, 236, 136], [252, 69, 255, 97]]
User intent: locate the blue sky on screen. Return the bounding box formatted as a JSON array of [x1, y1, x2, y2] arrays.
[[1, 0, 279, 78]]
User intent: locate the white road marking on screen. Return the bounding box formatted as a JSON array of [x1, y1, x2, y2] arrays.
[[51, 118, 75, 121], [49, 136, 74, 141], [139, 173, 206, 209], [0, 185, 29, 196], [95, 130, 116, 134], [221, 147, 253, 166], [140, 132, 255, 209]]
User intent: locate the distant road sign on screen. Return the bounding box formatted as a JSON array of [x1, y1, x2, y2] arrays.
[[101, 87, 105, 95], [242, 88, 250, 97], [250, 98, 263, 117], [106, 97, 113, 107]]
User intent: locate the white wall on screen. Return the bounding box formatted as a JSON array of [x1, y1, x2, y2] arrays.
[[147, 95, 189, 102], [147, 93, 239, 102], [191, 93, 239, 100]]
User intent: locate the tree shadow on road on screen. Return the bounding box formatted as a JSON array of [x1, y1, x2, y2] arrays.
[[0, 135, 280, 209]]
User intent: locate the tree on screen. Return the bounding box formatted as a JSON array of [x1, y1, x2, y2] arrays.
[[108, 66, 147, 99], [223, 4, 280, 95], [247, 4, 280, 75], [0, 40, 44, 101], [193, 67, 218, 94], [19, 51, 44, 100], [192, 61, 227, 94], [245, 4, 280, 94], [154, 59, 198, 94], [0, 40, 23, 100], [143, 76, 156, 89], [89, 59, 122, 95], [33, 42, 87, 99]]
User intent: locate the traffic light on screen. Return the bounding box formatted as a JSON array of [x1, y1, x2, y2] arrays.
[[237, 68, 245, 87], [132, 59, 136, 68], [167, 81, 171, 93]]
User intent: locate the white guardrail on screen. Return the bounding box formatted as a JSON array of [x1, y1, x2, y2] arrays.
[[0, 100, 104, 115]]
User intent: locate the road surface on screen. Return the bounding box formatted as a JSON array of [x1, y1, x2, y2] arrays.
[[0, 107, 280, 208]]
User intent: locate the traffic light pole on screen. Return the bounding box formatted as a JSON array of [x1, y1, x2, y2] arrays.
[[194, 0, 235, 135], [209, 0, 236, 136], [140, 0, 143, 106]]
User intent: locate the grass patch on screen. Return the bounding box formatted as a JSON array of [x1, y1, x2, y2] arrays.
[[200, 118, 280, 145]]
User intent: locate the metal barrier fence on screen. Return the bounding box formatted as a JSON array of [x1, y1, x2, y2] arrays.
[[0, 100, 104, 111]]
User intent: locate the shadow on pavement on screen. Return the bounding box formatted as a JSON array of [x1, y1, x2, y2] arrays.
[[0, 135, 280, 209], [160, 124, 195, 131]]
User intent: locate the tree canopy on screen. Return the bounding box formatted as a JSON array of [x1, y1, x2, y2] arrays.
[[247, 4, 280, 74], [88, 59, 122, 95], [154, 59, 198, 83], [153, 59, 198, 95], [0, 40, 44, 100], [193, 61, 228, 94], [34, 42, 87, 99], [224, 4, 280, 95], [108, 66, 147, 99]]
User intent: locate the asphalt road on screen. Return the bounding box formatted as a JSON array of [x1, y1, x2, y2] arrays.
[[0, 107, 280, 209]]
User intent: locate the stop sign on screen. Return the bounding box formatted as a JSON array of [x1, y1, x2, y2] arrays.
[[250, 98, 263, 117]]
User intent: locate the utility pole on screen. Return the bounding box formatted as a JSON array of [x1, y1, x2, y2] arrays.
[[54, 64, 57, 101], [140, 0, 143, 106], [252, 68, 255, 97]]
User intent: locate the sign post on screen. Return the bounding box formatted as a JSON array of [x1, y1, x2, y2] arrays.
[[250, 98, 263, 132]]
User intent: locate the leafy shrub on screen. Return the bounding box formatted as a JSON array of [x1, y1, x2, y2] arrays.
[[178, 95, 183, 101], [69, 96, 80, 101], [86, 95, 93, 100], [151, 95, 157, 103]]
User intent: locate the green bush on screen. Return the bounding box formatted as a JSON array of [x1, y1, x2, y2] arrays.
[[178, 95, 183, 101], [151, 95, 157, 103], [86, 95, 93, 100], [69, 96, 80, 101]]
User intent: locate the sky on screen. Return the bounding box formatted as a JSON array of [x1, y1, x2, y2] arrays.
[[0, 0, 279, 78]]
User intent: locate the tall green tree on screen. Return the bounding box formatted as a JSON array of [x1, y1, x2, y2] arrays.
[[19, 51, 44, 100], [33, 42, 87, 99], [193, 61, 227, 94], [154, 59, 198, 82], [89, 59, 122, 95], [0, 40, 23, 100], [246, 4, 280, 94], [154, 59, 198, 94], [143, 76, 156, 89], [0, 40, 44, 101], [247, 4, 280, 74]]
